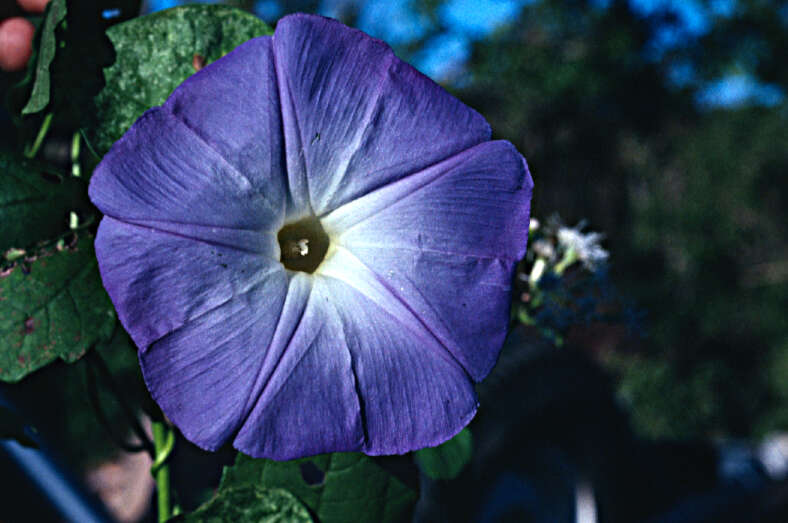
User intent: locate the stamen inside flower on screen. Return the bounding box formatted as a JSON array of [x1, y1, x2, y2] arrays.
[[277, 216, 330, 273]]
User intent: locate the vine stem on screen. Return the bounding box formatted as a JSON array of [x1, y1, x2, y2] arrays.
[[71, 131, 81, 177], [23, 112, 53, 159], [151, 420, 175, 522], [554, 246, 578, 275], [83, 348, 177, 519]]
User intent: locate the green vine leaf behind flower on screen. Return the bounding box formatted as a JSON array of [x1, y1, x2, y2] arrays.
[[185, 486, 312, 523], [85, 5, 273, 156], [0, 152, 90, 253], [215, 452, 417, 523], [413, 427, 473, 480], [0, 236, 115, 383]]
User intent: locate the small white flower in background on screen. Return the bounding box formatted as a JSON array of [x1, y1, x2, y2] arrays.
[[557, 223, 609, 271], [532, 238, 556, 261]]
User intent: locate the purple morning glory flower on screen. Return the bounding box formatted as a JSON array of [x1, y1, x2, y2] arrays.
[[88, 13, 532, 460]]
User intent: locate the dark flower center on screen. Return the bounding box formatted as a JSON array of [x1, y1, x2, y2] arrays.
[[277, 216, 330, 273]]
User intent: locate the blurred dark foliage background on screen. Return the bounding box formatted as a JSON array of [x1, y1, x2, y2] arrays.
[[452, 0, 788, 443]]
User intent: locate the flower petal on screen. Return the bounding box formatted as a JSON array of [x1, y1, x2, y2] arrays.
[[234, 253, 477, 458], [163, 36, 288, 217], [95, 217, 278, 350], [316, 247, 479, 455], [323, 140, 532, 380], [273, 14, 491, 216], [233, 273, 365, 460], [88, 107, 283, 251], [140, 272, 289, 450]]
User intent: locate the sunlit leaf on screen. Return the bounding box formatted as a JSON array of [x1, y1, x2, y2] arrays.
[[86, 5, 272, 155]]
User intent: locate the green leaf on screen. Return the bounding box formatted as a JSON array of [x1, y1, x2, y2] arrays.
[[220, 453, 418, 523], [0, 152, 91, 253], [10, 1, 132, 136], [0, 235, 116, 382], [86, 5, 273, 155], [413, 428, 473, 480], [20, 0, 67, 115], [185, 486, 312, 523]]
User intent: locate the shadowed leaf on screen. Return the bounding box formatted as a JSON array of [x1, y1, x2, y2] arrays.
[[0, 235, 115, 382], [185, 486, 312, 523], [0, 152, 90, 253], [219, 452, 418, 523], [414, 427, 473, 480]]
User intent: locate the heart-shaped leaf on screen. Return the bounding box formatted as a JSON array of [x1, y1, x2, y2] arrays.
[[85, 5, 272, 156], [0, 235, 115, 382], [218, 452, 418, 523]]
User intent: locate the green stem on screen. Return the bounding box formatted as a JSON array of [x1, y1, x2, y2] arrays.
[[554, 247, 578, 275], [79, 127, 102, 162], [151, 421, 175, 522], [528, 258, 547, 288], [71, 131, 81, 177], [24, 113, 53, 159]]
